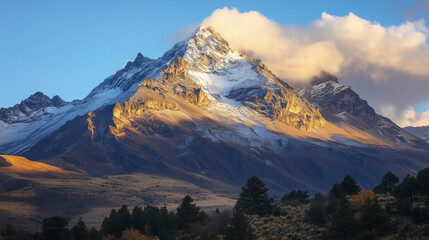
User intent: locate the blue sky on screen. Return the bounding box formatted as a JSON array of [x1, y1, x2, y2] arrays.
[[0, 0, 426, 108]]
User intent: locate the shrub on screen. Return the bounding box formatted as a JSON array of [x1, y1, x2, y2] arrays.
[[120, 228, 149, 240], [350, 190, 375, 211]]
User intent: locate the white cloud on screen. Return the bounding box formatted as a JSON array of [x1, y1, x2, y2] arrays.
[[199, 7, 429, 126], [382, 105, 429, 127]]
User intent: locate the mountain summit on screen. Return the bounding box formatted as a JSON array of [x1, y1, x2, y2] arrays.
[[1, 27, 428, 193]]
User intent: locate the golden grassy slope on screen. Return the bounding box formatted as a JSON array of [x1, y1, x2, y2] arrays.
[[0, 154, 78, 178]]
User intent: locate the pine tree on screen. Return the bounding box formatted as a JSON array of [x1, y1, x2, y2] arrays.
[[328, 198, 358, 239], [417, 167, 429, 196], [177, 195, 207, 230], [71, 217, 88, 240], [308, 193, 327, 225], [42, 216, 69, 240], [374, 171, 399, 193], [360, 198, 392, 236], [340, 175, 360, 195], [132, 206, 145, 233], [393, 174, 417, 202], [235, 176, 274, 216], [224, 210, 255, 240], [281, 190, 310, 205]]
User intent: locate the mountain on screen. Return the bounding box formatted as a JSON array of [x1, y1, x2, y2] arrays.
[[1, 27, 429, 196], [404, 125, 429, 143], [0, 91, 65, 124], [300, 72, 428, 149]]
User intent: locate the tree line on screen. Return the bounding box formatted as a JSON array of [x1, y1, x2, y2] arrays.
[[1, 166, 429, 239]]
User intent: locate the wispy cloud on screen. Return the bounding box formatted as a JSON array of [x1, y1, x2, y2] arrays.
[[404, 0, 429, 20]]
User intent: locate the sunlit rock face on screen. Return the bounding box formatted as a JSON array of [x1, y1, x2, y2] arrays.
[[183, 27, 326, 132]]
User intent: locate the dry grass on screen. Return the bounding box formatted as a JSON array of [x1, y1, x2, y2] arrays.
[[0, 172, 236, 231], [249, 205, 325, 240]]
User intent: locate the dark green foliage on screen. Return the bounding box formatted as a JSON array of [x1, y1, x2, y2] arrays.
[[340, 175, 360, 195], [224, 210, 255, 240], [373, 171, 399, 193], [159, 227, 173, 240], [411, 207, 429, 224], [235, 176, 274, 216], [7, 230, 33, 240], [393, 174, 418, 201], [326, 184, 346, 214], [360, 198, 392, 236], [281, 190, 310, 206], [101, 205, 132, 238], [327, 199, 359, 239], [200, 225, 220, 240], [353, 231, 376, 240], [132, 206, 145, 232], [118, 205, 132, 230], [209, 209, 232, 235], [397, 198, 412, 216], [177, 195, 207, 230], [130, 205, 177, 237], [101, 209, 120, 238], [329, 183, 346, 199], [32, 232, 44, 240], [308, 193, 327, 225], [417, 167, 429, 195], [42, 216, 69, 240], [424, 225, 429, 236], [5, 224, 16, 237], [71, 217, 88, 240], [88, 227, 102, 240]]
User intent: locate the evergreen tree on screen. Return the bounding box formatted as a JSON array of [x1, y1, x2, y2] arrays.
[[417, 167, 429, 196], [374, 171, 399, 193], [101, 205, 133, 238], [308, 193, 327, 225], [101, 209, 120, 238], [118, 205, 133, 232], [394, 174, 418, 202], [329, 183, 346, 199], [340, 175, 360, 195], [42, 216, 69, 240], [88, 227, 102, 240], [224, 210, 255, 240], [360, 198, 392, 236], [327, 198, 358, 239], [177, 195, 207, 230], [397, 198, 412, 216], [281, 190, 310, 205], [132, 206, 145, 233], [326, 183, 346, 214], [4, 224, 16, 237], [71, 217, 88, 240], [235, 176, 274, 216]]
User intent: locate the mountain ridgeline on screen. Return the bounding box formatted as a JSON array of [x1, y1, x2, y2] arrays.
[[0, 27, 428, 194]]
